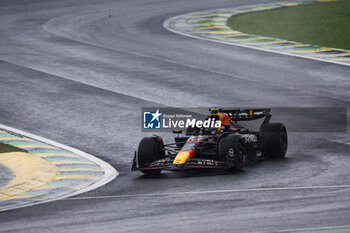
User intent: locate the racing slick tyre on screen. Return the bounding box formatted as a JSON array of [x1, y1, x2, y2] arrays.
[[260, 123, 288, 159], [137, 136, 164, 174], [218, 135, 247, 170]]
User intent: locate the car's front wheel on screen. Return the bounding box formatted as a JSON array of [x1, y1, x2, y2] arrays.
[[137, 136, 164, 174]]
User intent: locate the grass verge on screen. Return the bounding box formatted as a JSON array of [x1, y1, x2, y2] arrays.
[[0, 143, 26, 154], [227, 1, 350, 50]]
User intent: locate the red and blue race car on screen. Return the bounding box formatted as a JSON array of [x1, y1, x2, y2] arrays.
[[132, 108, 287, 174]]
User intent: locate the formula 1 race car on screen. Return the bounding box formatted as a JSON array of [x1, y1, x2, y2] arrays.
[[132, 108, 287, 174]]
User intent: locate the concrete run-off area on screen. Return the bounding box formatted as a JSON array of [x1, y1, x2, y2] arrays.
[[0, 126, 117, 211]]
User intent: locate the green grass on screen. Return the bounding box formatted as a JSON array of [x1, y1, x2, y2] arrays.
[[0, 142, 26, 154], [227, 1, 350, 50]]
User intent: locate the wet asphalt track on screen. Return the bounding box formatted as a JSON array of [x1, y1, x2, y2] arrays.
[[0, 164, 12, 188], [0, 0, 350, 232]]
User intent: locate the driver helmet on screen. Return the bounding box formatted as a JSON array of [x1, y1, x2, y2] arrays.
[[208, 112, 232, 132]]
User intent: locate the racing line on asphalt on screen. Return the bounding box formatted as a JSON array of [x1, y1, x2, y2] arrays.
[[66, 184, 350, 200]]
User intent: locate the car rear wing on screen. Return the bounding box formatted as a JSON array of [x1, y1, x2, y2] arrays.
[[216, 108, 271, 123]]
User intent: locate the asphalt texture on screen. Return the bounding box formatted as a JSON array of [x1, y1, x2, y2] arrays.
[[0, 163, 12, 188], [0, 0, 349, 232]]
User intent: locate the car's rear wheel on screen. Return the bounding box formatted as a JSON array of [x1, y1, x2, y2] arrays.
[[260, 123, 288, 159], [218, 135, 247, 170], [137, 136, 164, 174]]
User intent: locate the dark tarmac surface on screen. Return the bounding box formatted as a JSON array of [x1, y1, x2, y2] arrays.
[[0, 164, 12, 188], [0, 0, 349, 232]]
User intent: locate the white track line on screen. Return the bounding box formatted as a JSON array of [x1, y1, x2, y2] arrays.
[[67, 184, 350, 200], [163, 7, 350, 67], [0, 123, 118, 211], [258, 225, 350, 233]]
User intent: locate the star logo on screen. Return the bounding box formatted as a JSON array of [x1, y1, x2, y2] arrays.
[[143, 109, 162, 129], [150, 109, 162, 122]]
